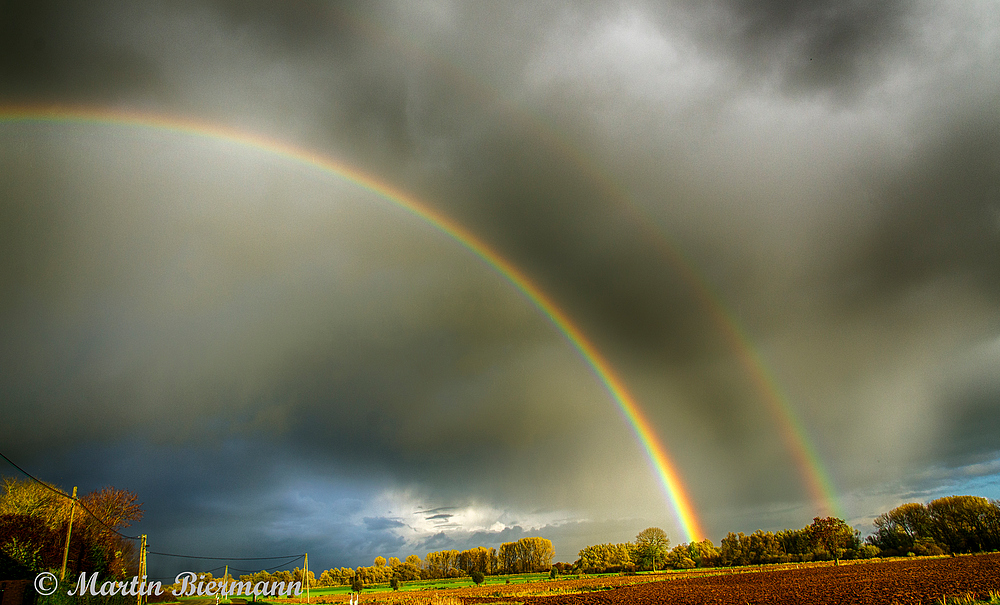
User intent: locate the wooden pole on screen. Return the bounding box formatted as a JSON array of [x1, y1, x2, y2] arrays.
[[137, 535, 147, 605], [60, 487, 77, 580]]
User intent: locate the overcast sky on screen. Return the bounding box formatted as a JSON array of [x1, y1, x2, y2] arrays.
[[2, 0, 999, 575]]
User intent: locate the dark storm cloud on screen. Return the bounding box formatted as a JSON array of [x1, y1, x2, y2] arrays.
[[0, 0, 166, 102], [843, 112, 1000, 302], [682, 0, 908, 96], [3, 0, 1000, 567]]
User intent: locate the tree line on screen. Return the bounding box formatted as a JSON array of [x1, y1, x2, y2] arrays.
[[867, 495, 1000, 556], [574, 496, 1000, 573], [306, 537, 554, 588]]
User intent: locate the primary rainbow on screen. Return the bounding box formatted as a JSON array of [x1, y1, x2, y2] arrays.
[[376, 37, 844, 518], [452, 85, 844, 518], [0, 105, 706, 542]]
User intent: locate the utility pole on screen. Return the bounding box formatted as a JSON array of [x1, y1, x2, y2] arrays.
[[60, 487, 77, 580], [137, 535, 147, 605]]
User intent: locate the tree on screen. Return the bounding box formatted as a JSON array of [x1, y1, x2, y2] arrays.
[[666, 544, 696, 569], [519, 537, 554, 572], [719, 532, 749, 566], [925, 496, 1000, 553], [318, 570, 336, 587], [576, 543, 633, 573], [634, 528, 670, 571], [458, 546, 495, 575], [775, 528, 811, 558], [807, 517, 857, 565], [351, 576, 363, 593], [747, 530, 783, 564], [393, 561, 420, 581], [687, 539, 720, 568], [389, 577, 399, 591], [0, 478, 68, 528], [1, 478, 144, 579], [425, 549, 460, 578], [870, 502, 932, 554], [498, 542, 519, 574], [80, 486, 143, 531], [471, 570, 484, 585]]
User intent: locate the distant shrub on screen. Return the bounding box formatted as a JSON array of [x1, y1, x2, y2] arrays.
[[390, 577, 399, 591], [858, 544, 881, 559], [471, 571, 484, 585]]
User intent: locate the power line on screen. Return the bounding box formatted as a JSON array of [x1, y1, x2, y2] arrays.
[[1, 451, 305, 564], [147, 552, 305, 561], [229, 556, 306, 574], [0, 450, 140, 540], [145, 555, 305, 582]]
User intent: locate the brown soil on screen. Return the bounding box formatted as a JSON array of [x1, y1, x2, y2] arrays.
[[458, 554, 1000, 605]]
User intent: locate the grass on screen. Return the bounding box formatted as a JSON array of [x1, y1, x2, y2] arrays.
[[252, 571, 624, 597], [934, 590, 1000, 605], [164, 572, 577, 603]]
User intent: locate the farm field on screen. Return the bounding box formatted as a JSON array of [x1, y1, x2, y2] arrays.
[[469, 554, 1000, 605], [284, 554, 1000, 605]]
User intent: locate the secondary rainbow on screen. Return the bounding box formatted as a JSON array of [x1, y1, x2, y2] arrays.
[[0, 105, 707, 541], [373, 31, 843, 517]]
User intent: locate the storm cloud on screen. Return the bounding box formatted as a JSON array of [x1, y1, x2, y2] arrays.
[[1, 0, 999, 571]]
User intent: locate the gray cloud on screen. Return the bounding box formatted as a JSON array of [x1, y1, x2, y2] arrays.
[[364, 517, 406, 531], [2, 0, 999, 571], [696, 0, 908, 96]]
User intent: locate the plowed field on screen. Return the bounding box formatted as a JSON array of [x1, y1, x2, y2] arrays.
[[464, 554, 1000, 605]]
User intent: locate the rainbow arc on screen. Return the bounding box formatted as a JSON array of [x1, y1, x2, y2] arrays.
[[0, 106, 708, 541]]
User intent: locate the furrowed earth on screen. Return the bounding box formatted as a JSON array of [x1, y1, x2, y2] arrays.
[[294, 553, 1000, 604]]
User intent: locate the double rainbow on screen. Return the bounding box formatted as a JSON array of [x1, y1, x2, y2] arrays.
[[0, 105, 840, 543], [0, 106, 706, 540]]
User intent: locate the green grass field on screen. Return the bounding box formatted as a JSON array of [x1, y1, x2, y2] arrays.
[[170, 571, 633, 602]]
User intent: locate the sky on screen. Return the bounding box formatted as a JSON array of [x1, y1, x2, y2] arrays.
[[2, 0, 1000, 577]]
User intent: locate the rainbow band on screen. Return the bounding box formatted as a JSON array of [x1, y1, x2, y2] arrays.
[[506, 113, 843, 520], [0, 106, 706, 542], [642, 240, 843, 519], [310, 3, 838, 521]]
